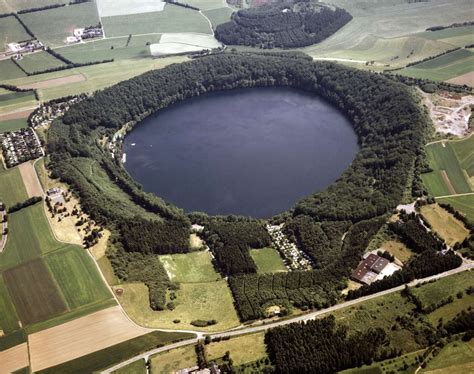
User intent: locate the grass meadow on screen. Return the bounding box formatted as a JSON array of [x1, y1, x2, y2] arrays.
[[203, 7, 233, 28], [0, 275, 21, 334], [379, 240, 414, 263], [150, 345, 197, 374], [16, 51, 66, 74], [18, 2, 100, 47], [113, 359, 147, 374], [0, 16, 31, 50], [420, 204, 469, 246], [249, 247, 287, 274], [0, 118, 28, 132], [0, 59, 26, 81], [421, 141, 472, 196], [101, 5, 212, 37], [45, 245, 112, 309], [3, 258, 68, 325], [206, 333, 267, 365], [158, 251, 220, 283], [0, 164, 28, 207], [422, 340, 474, 373], [0, 0, 69, 13], [117, 281, 240, 331], [438, 194, 474, 223]]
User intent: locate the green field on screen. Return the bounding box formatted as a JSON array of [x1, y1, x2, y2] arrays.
[[150, 345, 197, 374], [101, 5, 212, 37], [249, 247, 287, 274], [0, 15, 31, 49], [0, 164, 28, 207], [158, 251, 220, 283], [0, 59, 26, 81], [206, 333, 267, 365], [18, 2, 100, 47], [118, 281, 240, 331], [421, 140, 472, 197], [3, 258, 67, 325], [420, 204, 469, 246], [55, 34, 162, 63], [437, 194, 474, 222], [38, 331, 194, 374], [113, 359, 147, 374], [16, 51, 66, 74], [203, 8, 233, 28], [0, 118, 28, 132], [451, 135, 474, 179], [417, 25, 474, 47], [0, 204, 64, 270], [45, 245, 112, 309], [0, 90, 36, 114], [0, 275, 20, 334], [421, 340, 474, 373], [0, 0, 69, 13]]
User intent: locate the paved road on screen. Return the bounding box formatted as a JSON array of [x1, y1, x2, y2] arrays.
[[102, 262, 473, 373]]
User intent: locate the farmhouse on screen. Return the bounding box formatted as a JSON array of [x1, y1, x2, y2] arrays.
[[351, 253, 400, 285], [71, 26, 103, 42], [0, 128, 44, 168], [6, 40, 43, 55]]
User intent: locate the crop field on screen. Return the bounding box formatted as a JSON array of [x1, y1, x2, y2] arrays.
[[0, 164, 28, 207], [117, 281, 240, 331], [451, 135, 474, 180], [438, 194, 474, 222], [3, 258, 67, 326], [16, 51, 66, 74], [419, 204, 469, 246], [55, 34, 162, 63], [0, 0, 69, 13], [0, 342, 30, 374], [45, 245, 112, 310], [96, 0, 166, 17], [185, 0, 230, 11], [206, 333, 267, 365], [421, 141, 472, 197], [0, 118, 28, 132], [150, 345, 197, 374], [417, 25, 474, 47], [422, 340, 474, 373], [0, 90, 36, 115], [249, 248, 287, 274], [39, 330, 192, 374], [0, 204, 64, 271], [158, 251, 220, 283], [18, 2, 100, 47], [1, 55, 188, 102], [101, 5, 212, 37], [0, 59, 26, 81], [203, 7, 233, 28], [0, 275, 20, 335], [0, 15, 31, 50]]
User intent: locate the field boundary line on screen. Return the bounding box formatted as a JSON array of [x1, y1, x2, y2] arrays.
[[435, 192, 474, 199], [425, 132, 473, 146]]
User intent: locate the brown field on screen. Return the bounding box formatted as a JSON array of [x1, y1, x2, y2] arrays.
[[28, 306, 151, 372], [0, 342, 29, 374], [3, 258, 67, 326], [18, 160, 44, 198], [0, 107, 33, 121], [447, 71, 474, 88], [441, 170, 457, 195], [379, 240, 414, 263], [18, 74, 86, 90]]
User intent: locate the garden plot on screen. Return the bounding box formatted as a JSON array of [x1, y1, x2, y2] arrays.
[[96, 0, 165, 17], [150, 33, 221, 56]]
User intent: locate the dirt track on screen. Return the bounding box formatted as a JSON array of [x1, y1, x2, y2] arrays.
[[18, 161, 44, 198], [441, 170, 457, 195], [18, 74, 86, 90], [28, 306, 151, 372], [0, 343, 29, 374]]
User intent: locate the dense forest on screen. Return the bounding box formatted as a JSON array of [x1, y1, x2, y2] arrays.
[[48, 52, 432, 316], [215, 1, 352, 48], [265, 315, 387, 373]]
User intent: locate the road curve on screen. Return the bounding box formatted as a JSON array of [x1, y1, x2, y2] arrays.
[[102, 263, 473, 373]]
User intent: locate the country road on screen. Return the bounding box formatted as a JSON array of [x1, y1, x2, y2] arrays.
[[102, 262, 474, 373]]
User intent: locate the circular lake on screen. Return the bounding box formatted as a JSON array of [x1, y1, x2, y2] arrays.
[[123, 87, 359, 218]]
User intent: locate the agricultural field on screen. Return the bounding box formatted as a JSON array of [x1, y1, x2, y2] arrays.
[[45, 245, 112, 310], [3, 258, 67, 325], [249, 247, 287, 274], [55, 34, 162, 63], [451, 134, 474, 180], [206, 333, 267, 365], [96, 0, 166, 17], [416, 25, 474, 47], [115, 281, 240, 331], [113, 359, 147, 374], [0, 0, 69, 13], [0, 275, 20, 335], [421, 340, 474, 373], [0, 89, 36, 115], [419, 204, 469, 246], [150, 345, 197, 374], [16, 51, 66, 74], [203, 7, 233, 28], [421, 140, 472, 197], [438, 194, 474, 222], [0, 118, 28, 132], [0, 15, 31, 50], [0, 164, 28, 207], [400, 48, 474, 81], [0, 342, 30, 374], [18, 2, 100, 47], [101, 5, 212, 37], [0, 59, 26, 81], [158, 251, 220, 283]]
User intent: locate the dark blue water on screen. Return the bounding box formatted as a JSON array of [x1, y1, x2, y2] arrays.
[[123, 87, 358, 218]]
